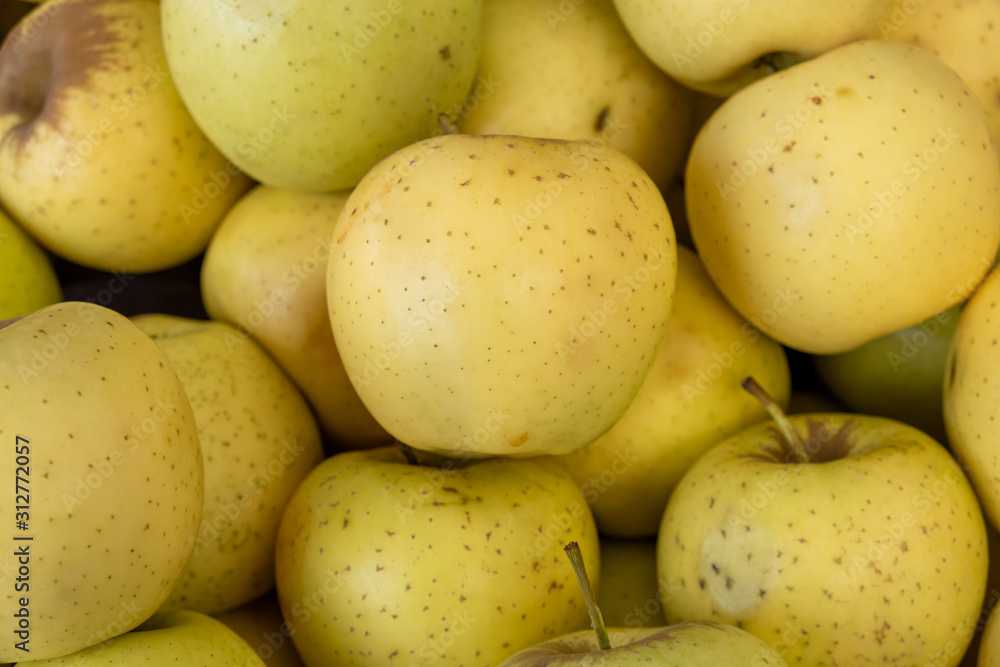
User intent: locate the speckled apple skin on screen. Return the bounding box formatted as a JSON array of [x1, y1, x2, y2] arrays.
[[686, 40, 1000, 354], [132, 314, 324, 615], [274, 446, 601, 667], [327, 134, 677, 457], [658, 414, 988, 666], [0, 302, 204, 662]]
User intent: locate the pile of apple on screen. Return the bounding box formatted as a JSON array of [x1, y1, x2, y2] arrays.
[[2, 0, 1000, 665]]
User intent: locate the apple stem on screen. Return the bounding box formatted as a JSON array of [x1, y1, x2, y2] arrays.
[[741, 377, 809, 463], [563, 541, 612, 651], [397, 441, 420, 466], [438, 113, 459, 135]]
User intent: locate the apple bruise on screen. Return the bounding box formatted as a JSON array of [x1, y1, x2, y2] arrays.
[[746, 418, 858, 464], [0, 0, 120, 154]]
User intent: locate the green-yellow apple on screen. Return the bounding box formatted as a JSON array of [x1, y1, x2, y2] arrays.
[[880, 0, 1000, 141], [160, 0, 482, 192], [944, 267, 1000, 533], [212, 591, 306, 667], [553, 245, 789, 537], [327, 133, 677, 457], [459, 0, 694, 192], [11, 610, 265, 666], [0, 301, 203, 662], [686, 39, 1000, 354], [658, 379, 989, 665], [0, 206, 60, 318], [0, 0, 253, 273], [595, 537, 665, 629], [611, 0, 892, 97], [274, 445, 600, 666], [200, 185, 392, 451], [497, 621, 789, 665], [131, 314, 324, 615], [813, 305, 960, 444], [980, 602, 1000, 667]]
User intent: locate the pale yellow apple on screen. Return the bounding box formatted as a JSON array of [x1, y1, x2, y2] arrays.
[[132, 315, 324, 615], [212, 591, 306, 667], [200, 185, 392, 451], [0, 0, 253, 273], [0, 206, 60, 318], [553, 245, 790, 537], [687, 39, 1000, 354], [327, 134, 677, 457], [460, 0, 694, 192], [0, 302, 203, 662]]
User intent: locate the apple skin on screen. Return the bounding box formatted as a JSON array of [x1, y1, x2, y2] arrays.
[[274, 446, 601, 666], [10, 610, 266, 666], [0, 206, 61, 318], [496, 621, 788, 665], [657, 413, 988, 665], [686, 39, 1000, 355], [212, 591, 306, 667], [0, 301, 204, 662], [595, 537, 665, 629], [0, 0, 253, 273]]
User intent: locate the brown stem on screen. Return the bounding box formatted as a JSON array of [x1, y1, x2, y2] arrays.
[[564, 541, 611, 650], [741, 376, 809, 463]]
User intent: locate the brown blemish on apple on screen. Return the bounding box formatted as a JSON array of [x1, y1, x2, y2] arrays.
[[0, 0, 122, 153], [509, 432, 529, 448]]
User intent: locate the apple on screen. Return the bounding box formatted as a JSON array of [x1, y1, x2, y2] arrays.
[[131, 314, 324, 615], [595, 537, 665, 629], [327, 133, 677, 457], [212, 591, 306, 667], [657, 378, 989, 665], [0, 0, 253, 273], [160, 0, 482, 192], [0, 206, 60, 318], [274, 445, 600, 666], [0, 301, 203, 662], [11, 610, 266, 666], [686, 39, 1000, 354], [552, 244, 789, 537], [459, 0, 694, 192], [813, 305, 960, 444], [200, 184, 392, 451], [611, 0, 892, 97]]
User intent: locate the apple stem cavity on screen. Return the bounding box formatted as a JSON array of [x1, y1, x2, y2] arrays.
[[437, 113, 459, 135], [397, 441, 420, 466], [563, 541, 612, 651], [741, 376, 809, 463]]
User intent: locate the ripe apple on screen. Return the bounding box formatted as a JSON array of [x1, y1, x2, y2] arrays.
[[0, 0, 253, 273], [160, 0, 482, 192], [611, 0, 892, 97], [131, 314, 324, 615], [0, 301, 203, 662], [459, 0, 694, 192], [686, 39, 1000, 354], [327, 133, 677, 457], [212, 591, 306, 667], [657, 378, 989, 665], [10, 610, 266, 666], [274, 445, 600, 666], [552, 244, 789, 536], [0, 206, 60, 318], [200, 184, 392, 451]]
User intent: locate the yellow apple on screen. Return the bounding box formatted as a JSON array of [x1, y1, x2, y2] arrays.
[[212, 591, 306, 667], [0, 207, 60, 318]]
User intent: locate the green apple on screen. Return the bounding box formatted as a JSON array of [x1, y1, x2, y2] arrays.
[[200, 184, 392, 451], [658, 379, 989, 665], [160, 0, 482, 192], [813, 305, 960, 444], [944, 268, 1000, 533], [686, 39, 1000, 354], [131, 314, 324, 615], [595, 537, 665, 629], [11, 610, 265, 666], [611, 0, 892, 97], [0, 0, 253, 273], [274, 445, 600, 666], [0, 206, 60, 318], [0, 301, 203, 662], [459, 0, 694, 192], [497, 621, 789, 665], [880, 0, 1000, 142], [553, 244, 789, 537], [327, 133, 677, 457], [212, 591, 306, 667]]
